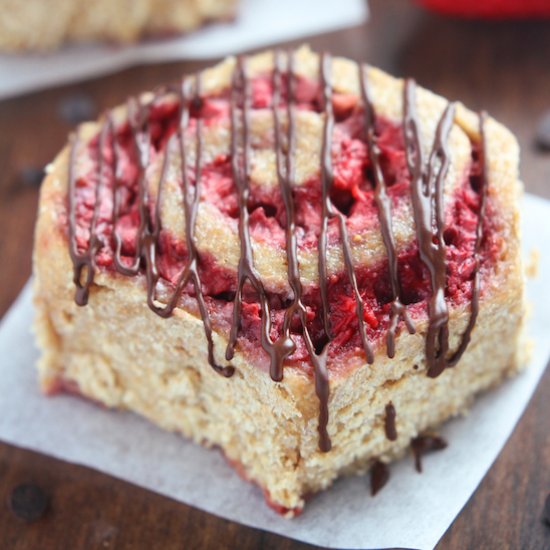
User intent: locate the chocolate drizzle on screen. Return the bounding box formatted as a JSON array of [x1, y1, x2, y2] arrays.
[[67, 123, 108, 306], [445, 111, 488, 365], [111, 97, 153, 278], [105, 96, 163, 317], [384, 402, 397, 441], [269, 50, 301, 381], [404, 80, 455, 378], [269, 50, 332, 451], [319, 54, 375, 366], [403, 80, 488, 378], [131, 79, 234, 376], [318, 53, 334, 342], [359, 64, 416, 357], [66, 50, 491, 453], [128, 98, 162, 314], [173, 77, 235, 376], [224, 56, 276, 380]]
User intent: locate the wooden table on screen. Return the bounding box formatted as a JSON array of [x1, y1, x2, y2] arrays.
[[1, 1, 549, 548]]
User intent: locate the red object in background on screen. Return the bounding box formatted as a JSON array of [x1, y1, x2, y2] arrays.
[[417, 0, 550, 18]]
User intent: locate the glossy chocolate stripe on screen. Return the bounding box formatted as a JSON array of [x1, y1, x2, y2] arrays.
[[225, 56, 276, 374], [318, 52, 334, 342], [425, 99, 456, 378], [126, 95, 165, 316], [116, 80, 232, 375], [114, 98, 154, 277], [167, 75, 234, 376], [359, 63, 415, 358], [320, 53, 375, 365], [109, 112, 128, 274], [404, 79, 453, 378], [67, 131, 92, 306], [404, 79, 487, 378], [448, 111, 488, 366], [269, 49, 300, 381], [271, 50, 331, 451], [67, 120, 109, 306]]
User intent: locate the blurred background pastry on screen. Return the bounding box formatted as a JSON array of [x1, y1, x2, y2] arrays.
[[0, 0, 238, 51]]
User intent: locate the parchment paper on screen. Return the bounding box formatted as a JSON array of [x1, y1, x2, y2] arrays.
[[0, 193, 549, 549], [0, 0, 367, 100]]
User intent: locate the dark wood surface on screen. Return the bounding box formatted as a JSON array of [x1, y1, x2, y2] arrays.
[[1, 1, 549, 548]]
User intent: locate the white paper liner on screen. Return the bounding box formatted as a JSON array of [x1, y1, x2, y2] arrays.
[[0, 193, 548, 549], [0, 0, 367, 100]]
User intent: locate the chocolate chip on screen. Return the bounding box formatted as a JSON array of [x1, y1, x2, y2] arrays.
[[543, 493, 550, 526], [9, 483, 49, 521], [535, 110, 550, 151], [58, 93, 96, 125], [19, 166, 45, 188], [370, 460, 390, 496]]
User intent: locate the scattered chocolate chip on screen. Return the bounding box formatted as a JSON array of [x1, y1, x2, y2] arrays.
[[411, 435, 448, 473], [9, 483, 49, 521], [413, 364, 419, 370], [535, 110, 550, 151], [19, 166, 45, 188], [370, 460, 389, 496], [543, 493, 550, 526], [58, 93, 96, 125]]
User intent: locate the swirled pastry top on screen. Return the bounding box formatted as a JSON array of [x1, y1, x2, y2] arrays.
[[42, 46, 519, 451]]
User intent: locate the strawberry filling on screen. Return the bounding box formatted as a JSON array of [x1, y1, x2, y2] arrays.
[[64, 75, 502, 373]]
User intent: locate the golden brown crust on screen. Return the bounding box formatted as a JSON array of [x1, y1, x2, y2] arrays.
[[33, 46, 526, 514]]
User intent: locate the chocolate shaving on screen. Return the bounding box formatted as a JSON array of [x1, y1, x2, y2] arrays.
[[370, 460, 390, 496], [384, 402, 398, 441], [411, 434, 448, 473]]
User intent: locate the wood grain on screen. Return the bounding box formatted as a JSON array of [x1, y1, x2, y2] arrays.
[[1, 1, 549, 548]]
